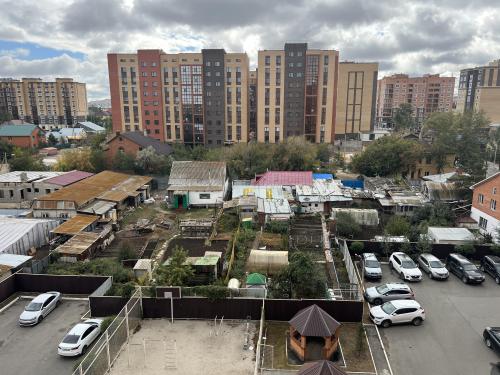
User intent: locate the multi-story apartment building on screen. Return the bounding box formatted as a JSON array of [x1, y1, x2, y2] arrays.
[[456, 59, 500, 123], [0, 78, 87, 129], [335, 62, 378, 139], [108, 49, 249, 146], [257, 43, 339, 143], [470, 172, 500, 243], [248, 70, 258, 141], [376, 74, 455, 128]]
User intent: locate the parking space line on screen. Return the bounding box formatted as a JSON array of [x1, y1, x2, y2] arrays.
[[0, 297, 19, 314], [374, 325, 394, 375], [363, 323, 378, 375], [19, 295, 88, 301]]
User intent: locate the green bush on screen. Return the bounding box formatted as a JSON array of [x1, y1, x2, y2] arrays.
[[47, 258, 133, 283], [191, 285, 229, 300], [117, 244, 137, 262], [455, 243, 475, 256], [105, 282, 136, 298], [335, 212, 361, 239], [350, 241, 364, 254], [385, 216, 411, 237], [265, 221, 289, 234]]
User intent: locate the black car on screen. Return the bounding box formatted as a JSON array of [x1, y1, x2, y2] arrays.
[[446, 253, 485, 284], [484, 327, 500, 355], [481, 255, 500, 285]]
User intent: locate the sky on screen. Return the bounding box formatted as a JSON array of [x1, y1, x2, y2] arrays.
[[1, 0, 500, 101]]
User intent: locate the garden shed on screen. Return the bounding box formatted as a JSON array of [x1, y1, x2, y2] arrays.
[[246, 250, 288, 274], [246, 272, 267, 288], [427, 227, 475, 245]]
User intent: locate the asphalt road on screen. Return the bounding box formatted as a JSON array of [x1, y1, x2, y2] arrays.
[[0, 298, 89, 375], [365, 264, 500, 375]]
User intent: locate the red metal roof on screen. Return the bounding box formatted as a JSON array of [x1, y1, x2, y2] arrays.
[[251, 171, 313, 186], [43, 170, 94, 187]]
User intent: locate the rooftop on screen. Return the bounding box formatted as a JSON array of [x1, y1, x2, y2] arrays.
[[296, 179, 352, 203], [51, 214, 100, 235], [0, 253, 32, 268], [0, 124, 40, 137], [252, 171, 313, 186], [108, 132, 173, 155], [42, 170, 94, 186], [427, 227, 475, 241], [76, 121, 106, 132], [0, 171, 63, 183], [54, 231, 101, 256], [35, 171, 151, 208], [168, 161, 227, 191], [298, 360, 347, 375], [0, 217, 58, 254], [289, 304, 341, 337]]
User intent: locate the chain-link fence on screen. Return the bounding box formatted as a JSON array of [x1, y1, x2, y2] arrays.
[[73, 289, 142, 375]]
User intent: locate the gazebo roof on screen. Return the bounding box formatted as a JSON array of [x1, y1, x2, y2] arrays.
[[289, 305, 341, 337], [298, 360, 347, 375], [246, 272, 266, 285]]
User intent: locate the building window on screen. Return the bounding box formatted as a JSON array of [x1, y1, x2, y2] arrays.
[[276, 56, 281, 65], [265, 108, 269, 125], [491, 199, 497, 211], [265, 88, 270, 106], [265, 55, 270, 66], [493, 187, 497, 195], [478, 193, 484, 204], [479, 216, 488, 229], [324, 55, 329, 65]]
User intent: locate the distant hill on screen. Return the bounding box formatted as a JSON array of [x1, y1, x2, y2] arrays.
[[88, 99, 111, 109]]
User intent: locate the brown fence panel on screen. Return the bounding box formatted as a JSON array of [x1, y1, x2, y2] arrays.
[[0, 274, 17, 304], [265, 299, 363, 322], [14, 273, 109, 294], [89, 296, 129, 317]]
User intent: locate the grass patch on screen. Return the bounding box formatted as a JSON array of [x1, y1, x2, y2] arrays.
[[121, 205, 157, 226], [175, 208, 215, 220], [339, 323, 376, 373], [263, 322, 298, 370]]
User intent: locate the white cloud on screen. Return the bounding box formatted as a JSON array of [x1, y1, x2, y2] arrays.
[[0, 47, 30, 58]]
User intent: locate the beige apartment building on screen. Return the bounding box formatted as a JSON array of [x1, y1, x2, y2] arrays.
[[108, 49, 249, 145], [456, 59, 500, 123], [0, 78, 87, 129], [376, 74, 455, 128], [335, 62, 378, 138], [257, 43, 339, 143]]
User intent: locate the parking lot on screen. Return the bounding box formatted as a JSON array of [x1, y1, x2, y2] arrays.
[[364, 263, 500, 375], [0, 298, 89, 375]]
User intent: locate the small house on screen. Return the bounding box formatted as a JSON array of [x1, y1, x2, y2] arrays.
[[105, 131, 173, 161], [427, 227, 475, 245], [0, 124, 44, 148]]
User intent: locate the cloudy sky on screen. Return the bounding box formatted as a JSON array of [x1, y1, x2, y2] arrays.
[[1, 0, 499, 101]]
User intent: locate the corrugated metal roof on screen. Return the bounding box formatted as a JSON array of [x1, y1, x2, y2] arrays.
[[428, 227, 475, 242], [51, 214, 99, 235], [54, 232, 100, 255], [0, 253, 32, 268], [252, 171, 313, 186], [0, 124, 40, 136], [296, 180, 352, 203], [42, 170, 94, 186], [77, 121, 106, 132], [0, 218, 59, 254], [168, 161, 226, 190], [257, 197, 291, 215], [298, 360, 347, 375], [79, 200, 116, 215], [0, 171, 63, 183], [313, 173, 333, 180], [232, 185, 286, 200], [35, 171, 151, 208], [289, 304, 341, 337]]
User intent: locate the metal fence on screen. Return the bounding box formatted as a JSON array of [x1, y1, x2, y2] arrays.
[[73, 288, 142, 375], [333, 239, 362, 301]]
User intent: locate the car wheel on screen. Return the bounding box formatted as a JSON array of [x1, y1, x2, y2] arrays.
[[81, 345, 87, 356], [495, 277, 500, 285], [389, 261, 394, 270], [381, 320, 391, 328], [412, 317, 423, 326], [373, 298, 383, 306], [429, 272, 433, 279], [462, 276, 468, 283], [37, 316, 43, 324], [485, 338, 492, 348]]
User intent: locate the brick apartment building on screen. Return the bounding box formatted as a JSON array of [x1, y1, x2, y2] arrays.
[[456, 59, 500, 124], [0, 124, 44, 148], [470, 172, 500, 242], [0, 78, 88, 130], [376, 74, 455, 128]]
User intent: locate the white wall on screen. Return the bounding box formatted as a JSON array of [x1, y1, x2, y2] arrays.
[[300, 202, 324, 213], [188, 190, 224, 207], [471, 207, 500, 243]]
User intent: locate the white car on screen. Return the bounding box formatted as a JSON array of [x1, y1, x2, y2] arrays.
[[19, 291, 62, 326], [369, 299, 425, 328], [389, 252, 422, 282], [58, 319, 103, 357]]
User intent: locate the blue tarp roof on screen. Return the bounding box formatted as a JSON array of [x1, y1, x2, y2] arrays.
[[313, 173, 333, 180]]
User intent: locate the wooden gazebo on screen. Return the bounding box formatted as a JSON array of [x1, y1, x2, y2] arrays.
[[297, 360, 347, 375], [289, 305, 341, 362]]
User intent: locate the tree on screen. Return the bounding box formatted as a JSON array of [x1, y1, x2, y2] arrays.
[[335, 212, 362, 239], [385, 216, 411, 237], [55, 148, 95, 172], [288, 252, 325, 299], [392, 103, 415, 132], [0, 140, 13, 159], [112, 151, 136, 172], [350, 241, 364, 254], [9, 148, 46, 171], [47, 133, 58, 147], [155, 247, 194, 286], [0, 111, 13, 123], [135, 146, 172, 175], [455, 243, 475, 256], [350, 136, 423, 177]]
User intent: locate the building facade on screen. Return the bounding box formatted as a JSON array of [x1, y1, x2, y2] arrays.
[[456, 60, 500, 123], [257, 43, 339, 143], [248, 70, 258, 141], [376, 74, 455, 128], [0, 78, 87, 129], [0, 124, 44, 148], [470, 172, 500, 243], [335, 62, 378, 139], [108, 49, 249, 146]]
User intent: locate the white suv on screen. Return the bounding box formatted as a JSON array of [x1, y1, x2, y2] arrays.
[[369, 299, 425, 328], [389, 252, 422, 282]]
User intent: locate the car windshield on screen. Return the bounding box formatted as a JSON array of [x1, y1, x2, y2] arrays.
[[492, 330, 500, 341], [25, 302, 43, 311], [429, 260, 444, 268], [381, 302, 397, 314], [402, 260, 416, 269], [365, 260, 379, 268], [62, 335, 80, 344], [375, 285, 389, 294], [463, 264, 477, 271]]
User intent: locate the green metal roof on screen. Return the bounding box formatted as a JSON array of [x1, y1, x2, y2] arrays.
[[246, 272, 266, 285], [0, 124, 39, 137], [194, 256, 219, 266]]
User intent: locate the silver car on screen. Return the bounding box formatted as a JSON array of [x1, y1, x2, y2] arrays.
[[418, 253, 449, 280], [364, 282, 414, 305], [362, 253, 383, 280]]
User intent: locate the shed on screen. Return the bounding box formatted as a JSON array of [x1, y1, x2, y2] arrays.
[[246, 272, 267, 287], [298, 360, 347, 375], [289, 305, 341, 362], [133, 259, 153, 280], [247, 250, 288, 274], [427, 227, 475, 245], [331, 208, 379, 226], [0, 253, 33, 271], [51, 214, 100, 235], [0, 217, 58, 255]]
